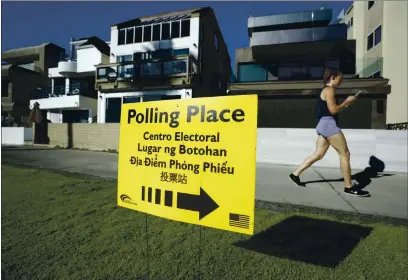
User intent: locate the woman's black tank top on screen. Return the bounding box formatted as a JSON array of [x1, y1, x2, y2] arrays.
[[316, 85, 338, 121]]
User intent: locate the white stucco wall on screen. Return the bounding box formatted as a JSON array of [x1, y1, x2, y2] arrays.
[[110, 17, 200, 62], [257, 128, 408, 173], [76, 47, 103, 73], [383, 1, 408, 124], [30, 95, 97, 111], [1, 127, 32, 145]]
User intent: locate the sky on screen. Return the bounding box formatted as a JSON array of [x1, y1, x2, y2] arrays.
[[1, 1, 351, 70]]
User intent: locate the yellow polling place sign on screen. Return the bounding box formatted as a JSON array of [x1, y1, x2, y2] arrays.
[[117, 95, 258, 235]]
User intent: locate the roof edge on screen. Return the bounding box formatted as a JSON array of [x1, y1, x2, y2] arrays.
[[112, 7, 210, 28]]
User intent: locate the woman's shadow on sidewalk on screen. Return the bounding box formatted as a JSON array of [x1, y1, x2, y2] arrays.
[[302, 156, 394, 190]]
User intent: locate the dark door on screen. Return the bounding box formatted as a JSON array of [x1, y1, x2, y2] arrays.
[[105, 98, 122, 123]]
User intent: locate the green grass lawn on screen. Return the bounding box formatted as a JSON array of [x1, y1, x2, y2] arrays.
[[1, 165, 407, 280]]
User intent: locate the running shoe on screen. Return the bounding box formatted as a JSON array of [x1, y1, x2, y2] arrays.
[[289, 173, 302, 186], [344, 185, 370, 197]]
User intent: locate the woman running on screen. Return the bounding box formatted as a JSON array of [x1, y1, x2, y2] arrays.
[[289, 67, 370, 197]]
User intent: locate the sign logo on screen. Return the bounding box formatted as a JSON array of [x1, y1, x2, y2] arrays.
[[117, 95, 258, 235], [120, 194, 137, 206]]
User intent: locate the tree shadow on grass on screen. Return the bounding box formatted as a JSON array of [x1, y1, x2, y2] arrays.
[[234, 216, 373, 268]]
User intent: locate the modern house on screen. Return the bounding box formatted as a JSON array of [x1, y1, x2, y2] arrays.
[[228, 7, 391, 129], [344, 1, 407, 129], [29, 37, 110, 123], [1, 43, 65, 125], [95, 7, 231, 123]]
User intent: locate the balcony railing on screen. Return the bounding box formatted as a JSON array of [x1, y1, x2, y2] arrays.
[[358, 57, 383, 78], [250, 24, 347, 46], [96, 55, 192, 84], [31, 83, 83, 99], [248, 9, 333, 30]]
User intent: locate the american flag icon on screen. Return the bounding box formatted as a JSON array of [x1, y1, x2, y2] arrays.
[[229, 213, 250, 229]]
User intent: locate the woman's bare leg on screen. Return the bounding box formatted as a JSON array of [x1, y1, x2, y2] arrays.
[[327, 132, 352, 188], [293, 136, 330, 177]]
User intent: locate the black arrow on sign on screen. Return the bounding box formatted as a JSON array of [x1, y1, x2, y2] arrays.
[[177, 187, 219, 220]]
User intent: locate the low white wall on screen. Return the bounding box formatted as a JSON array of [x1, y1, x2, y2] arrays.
[[257, 129, 408, 173], [1, 127, 32, 145], [30, 95, 97, 110], [24, 128, 33, 141]]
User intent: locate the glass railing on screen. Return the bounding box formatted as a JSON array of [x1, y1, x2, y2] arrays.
[[31, 83, 83, 99], [248, 9, 333, 29], [357, 57, 383, 78], [251, 24, 347, 46], [96, 56, 190, 82], [236, 59, 356, 83]]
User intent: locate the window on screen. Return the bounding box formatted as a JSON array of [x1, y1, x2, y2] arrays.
[[126, 28, 134, 44], [152, 48, 189, 59], [143, 95, 162, 102], [163, 60, 188, 75], [199, 47, 204, 83], [181, 19, 190, 37], [374, 25, 382, 45], [292, 65, 308, 79], [133, 53, 143, 62], [135, 27, 143, 43], [123, 96, 140, 104], [367, 26, 381, 51], [173, 48, 189, 56], [142, 62, 161, 76], [171, 21, 180, 39], [162, 95, 181, 100], [367, 33, 374, 50], [278, 64, 293, 80], [377, 100, 384, 114], [214, 34, 219, 51], [153, 24, 161, 41], [238, 63, 267, 82], [118, 29, 126, 45], [310, 66, 324, 79], [371, 71, 381, 78], [200, 25, 204, 42], [162, 23, 170, 40], [143, 25, 152, 42], [118, 65, 137, 79], [368, 1, 375, 10], [347, 17, 354, 29], [2, 81, 9, 97], [326, 60, 340, 69], [343, 59, 356, 75], [143, 52, 152, 60], [117, 55, 133, 63], [152, 49, 171, 59], [97, 67, 116, 79], [266, 64, 278, 81]]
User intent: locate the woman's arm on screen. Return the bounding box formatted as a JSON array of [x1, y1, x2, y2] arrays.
[[324, 87, 355, 115]]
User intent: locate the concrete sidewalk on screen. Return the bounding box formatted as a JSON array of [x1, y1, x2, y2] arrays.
[[2, 145, 407, 220]]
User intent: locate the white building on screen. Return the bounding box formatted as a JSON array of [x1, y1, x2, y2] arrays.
[[95, 7, 231, 123], [30, 37, 111, 123], [344, 1, 408, 128]]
